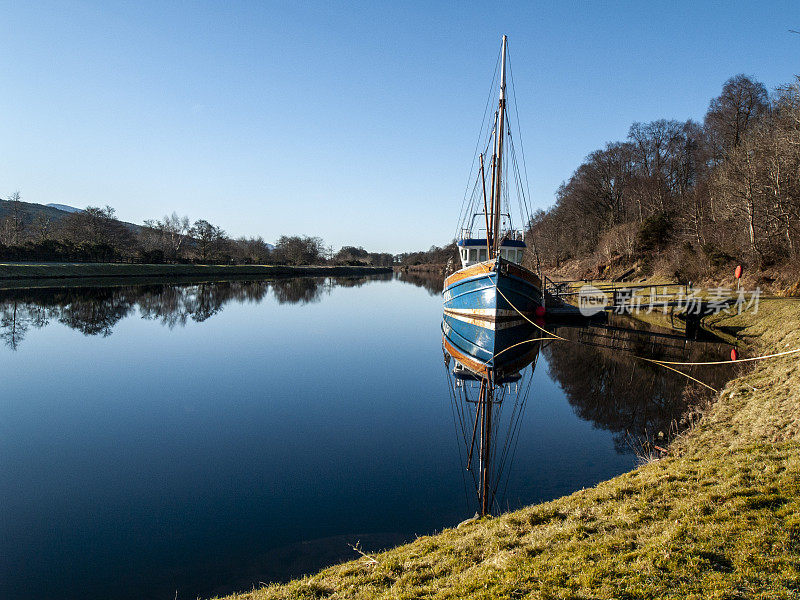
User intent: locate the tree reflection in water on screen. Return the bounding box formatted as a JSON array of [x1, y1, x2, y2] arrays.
[[544, 316, 739, 453], [0, 277, 370, 350], [395, 270, 443, 295]]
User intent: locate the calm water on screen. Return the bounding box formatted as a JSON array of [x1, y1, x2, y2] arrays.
[[0, 275, 732, 600]]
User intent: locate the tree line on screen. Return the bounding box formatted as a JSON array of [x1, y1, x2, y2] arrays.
[[0, 200, 394, 266], [395, 242, 459, 268], [0, 275, 391, 349], [529, 74, 800, 281]]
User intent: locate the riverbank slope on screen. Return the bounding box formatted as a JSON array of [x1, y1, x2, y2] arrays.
[[214, 297, 800, 599]]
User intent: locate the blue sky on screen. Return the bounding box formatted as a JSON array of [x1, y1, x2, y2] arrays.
[[1, 1, 798, 253]]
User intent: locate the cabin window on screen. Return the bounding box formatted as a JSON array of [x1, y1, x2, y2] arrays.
[[478, 248, 487, 261], [469, 248, 478, 262], [500, 249, 508, 259], [517, 249, 523, 262], [460, 249, 466, 261]]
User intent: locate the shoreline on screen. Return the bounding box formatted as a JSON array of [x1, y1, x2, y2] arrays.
[[0, 262, 392, 282], [212, 295, 800, 599]]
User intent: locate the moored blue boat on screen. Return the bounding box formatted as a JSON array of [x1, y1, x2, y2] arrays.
[[443, 253, 542, 377], [442, 34, 543, 376], [442, 36, 543, 372]]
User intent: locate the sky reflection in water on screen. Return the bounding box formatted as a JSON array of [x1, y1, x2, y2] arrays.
[[0, 275, 733, 600]]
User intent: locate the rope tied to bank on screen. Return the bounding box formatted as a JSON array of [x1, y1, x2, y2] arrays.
[[492, 281, 800, 394]]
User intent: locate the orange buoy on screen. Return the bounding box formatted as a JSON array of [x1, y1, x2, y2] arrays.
[[731, 348, 739, 361], [534, 306, 546, 318], [734, 264, 743, 279]]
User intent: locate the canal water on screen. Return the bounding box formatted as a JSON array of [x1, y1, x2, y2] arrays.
[[0, 275, 734, 600]]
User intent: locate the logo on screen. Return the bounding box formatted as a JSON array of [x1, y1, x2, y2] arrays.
[[578, 284, 609, 316]]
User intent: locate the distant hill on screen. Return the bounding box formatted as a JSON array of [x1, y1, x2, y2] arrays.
[[46, 203, 82, 213], [0, 199, 79, 226], [0, 199, 143, 234], [1, 199, 273, 244]]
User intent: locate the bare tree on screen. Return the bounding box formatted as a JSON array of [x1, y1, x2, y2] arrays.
[[273, 235, 325, 265], [705, 74, 769, 160], [0, 191, 26, 246], [32, 213, 52, 243], [59, 205, 133, 250], [190, 219, 226, 262], [142, 212, 191, 260]]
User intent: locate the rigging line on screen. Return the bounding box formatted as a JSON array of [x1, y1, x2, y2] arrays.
[[499, 356, 538, 503], [509, 141, 528, 230], [510, 139, 532, 227], [457, 79, 497, 236], [507, 46, 535, 228], [460, 133, 497, 235], [493, 382, 523, 493], [444, 361, 472, 507], [456, 53, 501, 239], [466, 379, 485, 470], [510, 132, 533, 231], [504, 111, 530, 228], [511, 119, 533, 228], [450, 367, 472, 450], [488, 391, 504, 512], [462, 169, 483, 233], [455, 378, 481, 495], [464, 386, 480, 493], [501, 363, 534, 475]]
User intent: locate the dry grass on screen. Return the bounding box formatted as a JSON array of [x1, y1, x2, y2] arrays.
[[212, 299, 800, 600]]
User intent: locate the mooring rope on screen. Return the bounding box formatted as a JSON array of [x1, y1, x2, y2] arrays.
[[494, 285, 568, 341], [449, 267, 800, 394], [641, 347, 800, 366], [491, 336, 559, 361], [491, 277, 800, 392], [637, 359, 719, 393]]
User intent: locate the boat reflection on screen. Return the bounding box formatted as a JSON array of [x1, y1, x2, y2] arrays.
[[442, 311, 736, 518], [443, 312, 540, 517]]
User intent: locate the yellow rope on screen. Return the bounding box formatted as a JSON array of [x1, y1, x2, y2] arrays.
[[639, 347, 800, 366], [493, 279, 724, 391], [492, 336, 559, 361], [450, 267, 790, 394], [636, 358, 719, 392], [494, 286, 567, 341]]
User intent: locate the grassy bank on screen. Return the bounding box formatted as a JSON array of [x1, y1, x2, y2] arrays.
[[214, 298, 800, 600], [0, 262, 391, 280]]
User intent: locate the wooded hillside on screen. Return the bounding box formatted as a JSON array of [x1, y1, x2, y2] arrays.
[[529, 74, 800, 284]]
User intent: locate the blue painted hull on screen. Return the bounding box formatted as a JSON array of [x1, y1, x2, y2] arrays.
[[442, 258, 542, 376]]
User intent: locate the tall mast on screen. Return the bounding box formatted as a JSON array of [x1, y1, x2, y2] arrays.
[[479, 375, 494, 516], [492, 35, 507, 256]]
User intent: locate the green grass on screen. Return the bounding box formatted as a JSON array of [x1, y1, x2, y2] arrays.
[[0, 262, 390, 280], [212, 298, 800, 600]]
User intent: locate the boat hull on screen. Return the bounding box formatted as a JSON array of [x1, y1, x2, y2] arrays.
[[442, 258, 542, 376]]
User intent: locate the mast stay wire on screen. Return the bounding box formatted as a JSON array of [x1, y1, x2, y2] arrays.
[[507, 45, 535, 229], [497, 358, 537, 508], [444, 358, 473, 508], [456, 52, 501, 240], [460, 132, 498, 238], [507, 44, 545, 274]]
